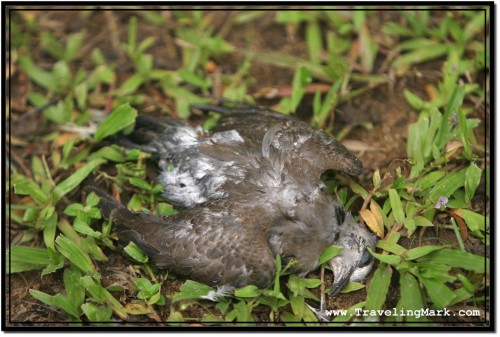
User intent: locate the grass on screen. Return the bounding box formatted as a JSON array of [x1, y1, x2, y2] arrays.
[[7, 7, 490, 327]]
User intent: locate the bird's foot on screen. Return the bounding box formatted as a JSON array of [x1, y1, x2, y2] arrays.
[[306, 303, 331, 323], [306, 264, 331, 322]]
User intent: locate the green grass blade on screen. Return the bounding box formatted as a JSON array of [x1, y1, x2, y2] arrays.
[[64, 32, 85, 61], [388, 189, 405, 223], [55, 235, 96, 276], [428, 168, 467, 202], [369, 249, 402, 266], [64, 268, 85, 309], [235, 285, 261, 298], [18, 56, 56, 92], [81, 303, 113, 322], [8, 260, 45, 274], [80, 276, 128, 320], [52, 158, 106, 203], [53, 293, 80, 319], [29, 289, 55, 306], [93, 103, 138, 142], [376, 240, 407, 256], [399, 271, 427, 322], [318, 245, 343, 265], [405, 245, 444, 260], [392, 44, 448, 70], [43, 212, 58, 250], [365, 263, 392, 311], [10, 245, 52, 265], [171, 280, 214, 303], [420, 277, 455, 308], [417, 249, 488, 273], [306, 20, 322, 64], [123, 242, 149, 263], [437, 85, 465, 148], [465, 163, 482, 203], [13, 178, 49, 204]]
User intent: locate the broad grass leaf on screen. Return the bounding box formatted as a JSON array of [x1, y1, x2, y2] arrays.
[[55, 235, 95, 275], [124, 242, 149, 263], [398, 271, 427, 322], [369, 249, 401, 265], [52, 158, 106, 203], [465, 163, 482, 203], [392, 44, 448, 70], [417, 249, 488, 273], [172, 280, 214, 303], [428, 168, 467, 202], [93, 103, 138, 142], [376, 240, 407, 256], [80, 276, 128, 319], [388, 189, 405, 223], [235, 285, 260, 298], [318, 245, 343, 265], [405, 245, 444, 260], [365, 263, 392, 311], [420, 277, 455, 308]]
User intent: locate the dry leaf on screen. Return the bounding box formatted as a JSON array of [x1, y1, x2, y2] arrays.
[[424, 84, 439, 101], [448, 209, 469, 242], [360, 209, 384, 238], [53, 132, 80, 147], [370, 199, 385, 237], [123, 302, 153, 315], [445, 139, 464, 160]]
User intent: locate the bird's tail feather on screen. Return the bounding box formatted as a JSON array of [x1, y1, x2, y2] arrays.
[[116, 115, 180, 154], [110, 207, 161, 257]]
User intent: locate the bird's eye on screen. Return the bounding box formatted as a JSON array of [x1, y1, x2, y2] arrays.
[[359, 249, 373, 267]]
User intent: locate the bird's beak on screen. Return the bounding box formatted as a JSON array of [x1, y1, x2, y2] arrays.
[[329, 259, 354, 296]]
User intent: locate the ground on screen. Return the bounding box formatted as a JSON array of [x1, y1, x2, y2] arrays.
[[6, 6, 490, 328]]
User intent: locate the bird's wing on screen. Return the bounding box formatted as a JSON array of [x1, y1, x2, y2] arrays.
[[195, 103, 363, 178], [104, 104, 362, 210], [91, 185, 278, 288], [196, 103, 290, 140]]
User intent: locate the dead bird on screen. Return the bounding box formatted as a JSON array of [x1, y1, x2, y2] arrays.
[[86, 184, 376, 294], [97, 102, 376, 296]]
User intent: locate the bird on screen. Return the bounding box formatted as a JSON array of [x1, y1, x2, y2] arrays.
[[96, 101, 377, 296], [87, 184, 376, 294], [122, 103, 363, 208]]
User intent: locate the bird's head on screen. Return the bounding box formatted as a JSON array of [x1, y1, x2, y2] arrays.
[[328, 213, 378, 296]]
